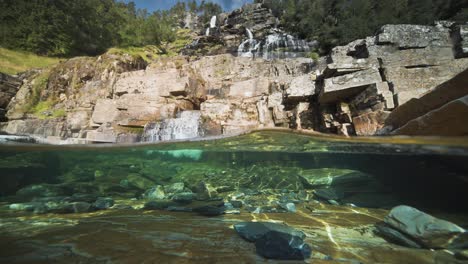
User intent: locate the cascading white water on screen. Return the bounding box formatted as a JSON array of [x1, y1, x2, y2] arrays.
[[143, 111, 203, 142], [238, 29, 310, 59], [238, 28, 259, 57], [210, 15, 217, 28], [205, 16, 217, 36]]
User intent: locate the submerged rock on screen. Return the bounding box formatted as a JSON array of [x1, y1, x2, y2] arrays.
[[255, 231, 311, 260], [16, 184, 68, 198], [47, 202, 92, 214], [234, 222, 310, 260], [313, 188, 344, 202], [127, 174, 155, 190], [299, 168, 371, 188], [164, 182, 185, 194], [171, 192, 194, 204], [92, 197, 114, 210], [379, 205, 468, 249], [234, 222, 305, 242], [144, 200, 178, 210], [143, 185, 166, 200], [192, 205, 225, 216], [194, 182, 218, 200], [375, 222, 423, 249]]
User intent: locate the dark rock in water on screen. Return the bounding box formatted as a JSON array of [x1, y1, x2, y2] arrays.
[[143, 185, 166, 200], [255, 231, 311, 260], [229, 200, 243, 208], [234, 222, 305, 242], [16, 184, 68, 198], [194, 182, 218, 200], [171, 192, 194, 204], [313, 188, 344, 201], [63, 193, 99, 203], [92, 197, 114, 210], [382, 205, 467, 249], [164, 182, 185, 194], [455, 249, 468, 260], [192, 205, 225, 216], [144, 200, 178, 210], [282, 203, 297, 212], [375, 222, 423, 248], [48, 202, 91, 214], [9, 202, 39, 212], [167, 206, 193, 212]]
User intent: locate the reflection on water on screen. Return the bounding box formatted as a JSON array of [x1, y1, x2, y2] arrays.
[[0, 131, 467, 263]]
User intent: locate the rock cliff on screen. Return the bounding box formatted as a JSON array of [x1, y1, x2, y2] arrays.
[[0, 4, 467, 143]]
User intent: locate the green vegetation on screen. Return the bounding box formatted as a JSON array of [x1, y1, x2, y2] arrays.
[[116, 126, 145, 134], [0, 47, 61, 75], [107, 46, 163, 62], [0, 0, 221, 57], [259, 0, 467, 53], [308, 52, 320, 62], [24, 71, 50, 112], [31, 101, 66, 119]]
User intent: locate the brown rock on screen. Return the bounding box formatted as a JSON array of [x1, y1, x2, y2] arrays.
[[392, 95, 468, 136], [320, 68, 382, 103], [383, 68, 468, 132], [352, 111, 390, 136]]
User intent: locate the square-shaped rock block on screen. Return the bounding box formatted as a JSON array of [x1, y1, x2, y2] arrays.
[[229, 78, 270, 98], [284, 75, 315, 102], [91, 99, 120, 124], [377, 24, 451, 49], [320, 68, 382, 103]]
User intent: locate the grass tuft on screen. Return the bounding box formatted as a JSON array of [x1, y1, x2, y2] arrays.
[[0, 47, 61, 75]]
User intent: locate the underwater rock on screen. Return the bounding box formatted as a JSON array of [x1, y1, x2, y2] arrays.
[[255, 231, 311, 260], [234, 222, 305, 242], [92, 197, 114, 210], [381, 205, 468, 249], [63, 193, 99, 203], [127, 173, 155, 190], [16, 184, 69, 199], [9, 202, 38, 212], [375, 222, 423, 248], [166, 206, 193, 212], [229, 200, 243, 208], [164, 182, 185, 194], [455, 249, 468, 260], [144, 200, 178, 210], [171, 192, 194, 204], [194, 182, 218, 200], [279, 202, 297, 213], [313, 188, 344, 202], [47, 202, 92, 214], [299, 168, 371, 188], [143, 185, 166, 200], [192, 203, 225, 216]]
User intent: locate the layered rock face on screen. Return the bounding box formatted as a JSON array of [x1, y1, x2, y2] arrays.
[[314, 22, 468, 135], [0, 73, 21, 122], [1, 10, 467, 141], [1, 53, 314, 143], [381, 69, 468, 136]]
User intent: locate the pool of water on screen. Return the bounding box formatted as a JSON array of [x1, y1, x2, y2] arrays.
[[1, 130, 467, 263]]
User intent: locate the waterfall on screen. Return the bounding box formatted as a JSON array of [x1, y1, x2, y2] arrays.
[[143, 111, 203, 142], [205, 16, 217, 36], [237, 29, 311, 59], [210, 16, 217, 28], [246, 28, 253, 40], [238, 28, 259, 58]]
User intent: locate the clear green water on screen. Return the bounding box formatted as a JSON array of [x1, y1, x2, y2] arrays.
[[1, 130, 468, 263]]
